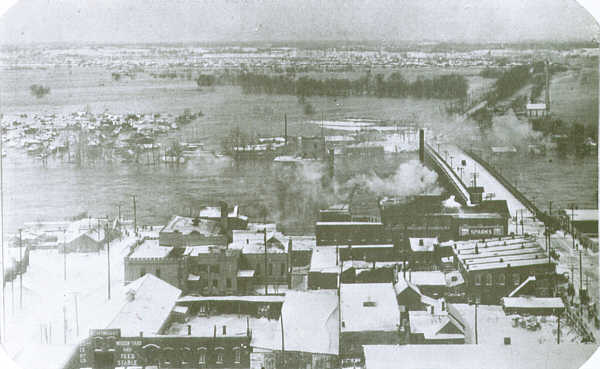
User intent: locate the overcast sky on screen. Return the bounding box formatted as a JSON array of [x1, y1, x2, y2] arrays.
[[0, 0, 599, 44]]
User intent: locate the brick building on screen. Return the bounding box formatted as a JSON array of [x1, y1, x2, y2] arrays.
[[450, 236, 556, 304]]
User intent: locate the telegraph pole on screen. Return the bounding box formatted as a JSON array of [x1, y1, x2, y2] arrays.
[[1, 123, 5, 342], [264, 228, 268, 295], [569, 203, 576, 250], [106, 221, 111, 300], [557, 313, 561, 344], [474, 302, 478, 344], [19, 229, 23, 309], [133, 195, 137, 236], [63, 228, 67, 281]]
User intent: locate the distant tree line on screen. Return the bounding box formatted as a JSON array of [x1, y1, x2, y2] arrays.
[[29, 84, 51, 98], [237, 72, 468, 99]]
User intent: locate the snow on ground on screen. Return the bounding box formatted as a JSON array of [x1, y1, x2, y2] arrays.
[[452, 303, 583, 345], [1, 228, 138, 369]]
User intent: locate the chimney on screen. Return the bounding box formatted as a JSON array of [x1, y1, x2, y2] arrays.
[[431, 305, 435, 315], [504, 337, 511, 345], [187, 325, 192, 336], [419, 129, 425, 163], [441, 301, 446, 311], [475, 244, 479, 254], [219, 201, 229, 234], [222, 325, 227, 335], [139, 331, 143, 337], [419, 239, 424, 247]]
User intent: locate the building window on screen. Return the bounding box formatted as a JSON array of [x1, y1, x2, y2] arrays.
[[156, 268, 161, 278], [226, 278, 232, 288], [198, 264, 208, 272], [215, 347, 224, 364], [513, 273, 520, 286], [485, 273, 493, 286], [211, 265, 220, 273], [256, 264, 261, 275], [234, 347, 241, 364], [281, 263, 286, 276], [140, 268, 146, 277], [213, 279, 218, 288], [268, 263, 273, 276], [199, 304, 206, 314], [474, 274, 481, 286], [198, 347, 206, 364], [497, 273, 505, 286]]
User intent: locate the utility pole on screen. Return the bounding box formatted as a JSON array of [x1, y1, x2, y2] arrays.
[[264, 228, 268, 296], [19, 229, 23, 309], [1, 122, 5, 343], [63, 228, 67, 281], [557, 313, 561, 344], [106, 221, 111, 300], [73, 293, 80, 338], [63, 305, 67, 344], [474, 302, 478, 344], [280, 312, 285, 368], [548, 200, 552, 216], [569, 203, 576, 250], [133, 195, 137, 236]]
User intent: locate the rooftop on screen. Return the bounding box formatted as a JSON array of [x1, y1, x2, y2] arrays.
[[281, 290, 339, 355], [129, 239, 173, 259], [309, 246, 340, 274], [363, 344, 597, 369], [564, 209, 598, 222], [452, 236, 551, 272], [502, 296, 565, 310], [526, 103, 547, 110], [409, 237, 438, 252], [340, 283, 400, 332], [408, 310, 465, 341], [404, 271, 447, 286], [106, 274, 182, 336], [161, 215, 222, 236]]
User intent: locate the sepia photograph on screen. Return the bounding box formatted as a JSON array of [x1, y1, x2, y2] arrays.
[[0, 1, 599, 368]]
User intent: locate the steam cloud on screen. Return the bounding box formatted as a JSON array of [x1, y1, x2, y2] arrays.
[[347, 159, 441, 198]]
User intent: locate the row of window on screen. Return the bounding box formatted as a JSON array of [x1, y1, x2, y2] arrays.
[[474, 272, 522, 287], [146, 346, 242, 365], [255, 263, 287, 276]]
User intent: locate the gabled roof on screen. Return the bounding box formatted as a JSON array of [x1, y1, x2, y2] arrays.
[[106, 274, 181, 336], [281, 290, 339, 355]]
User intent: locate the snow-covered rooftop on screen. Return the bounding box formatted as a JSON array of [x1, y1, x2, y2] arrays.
[[281, 290, 339, 355], [502, 296, 565, 310], [105, 274, 181, 336], [129, 239, 173, 259], [404, 271, 447, 286], [340, 283, 400, 333], [363, 344, 597, 369], [409, 237, 438, 252]]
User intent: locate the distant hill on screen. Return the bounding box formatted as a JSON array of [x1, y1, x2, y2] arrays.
[[0, 0, 598, 45]]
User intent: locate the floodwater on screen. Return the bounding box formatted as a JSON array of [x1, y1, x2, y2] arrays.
[[1, 66, 597, 235]]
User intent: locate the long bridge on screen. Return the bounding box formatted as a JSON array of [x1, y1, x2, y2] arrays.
[[419, 129, 535, 220]]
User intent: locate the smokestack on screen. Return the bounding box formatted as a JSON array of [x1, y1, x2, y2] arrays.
[[544, 60, 550, 113], [419, 129, 424, 163], [187, 325, 192, 336]]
